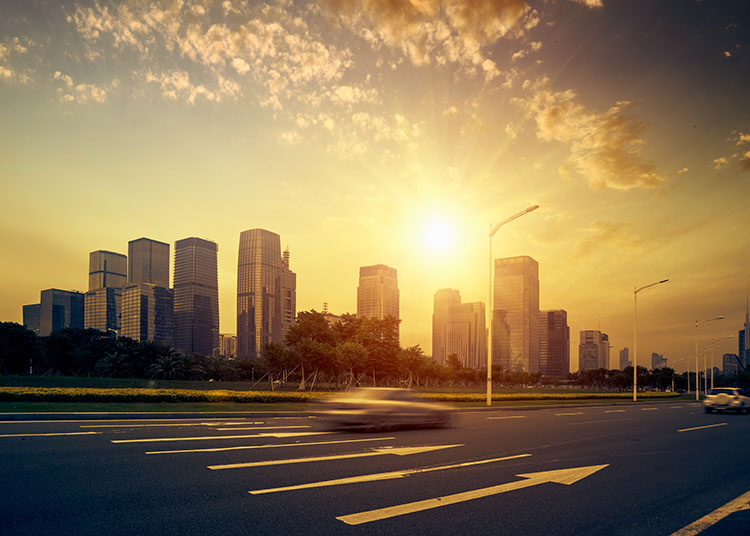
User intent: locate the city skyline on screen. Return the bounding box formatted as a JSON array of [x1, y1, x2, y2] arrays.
[[1, 1, 748, 371]]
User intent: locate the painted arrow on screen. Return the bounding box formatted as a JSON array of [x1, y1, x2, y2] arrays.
[[336, 464, 609, 525], [207, 444, 463, 470]]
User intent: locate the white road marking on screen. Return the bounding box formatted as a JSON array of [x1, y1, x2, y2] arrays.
[[555, 412, 584, 416], [670, 489, 750, 536], [336, 464, 609, 525], [208, 444, 463, 470], [669, 406, 683, 409], [604, 410, 626, 413], [249, 453, 532, 494], [0, 418, 219, 424], [111, 431, 334, 443], [487, 415, 527, 420], [81, 422, 262, 428], [214, 426, 309, 431], [677, 423, 728, 433], [568, 418, 630, 426], [0, 432, 101, 438], [641, 407, 659, 411], [146, 436, 394, 455]]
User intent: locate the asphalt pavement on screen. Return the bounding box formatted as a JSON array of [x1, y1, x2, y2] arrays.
[[1, 402, 749, 535]]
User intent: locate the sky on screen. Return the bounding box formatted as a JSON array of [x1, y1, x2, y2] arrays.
[[1, 0, 748, 372]]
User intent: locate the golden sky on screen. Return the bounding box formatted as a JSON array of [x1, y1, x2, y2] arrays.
[[1, 0, 748, 371]]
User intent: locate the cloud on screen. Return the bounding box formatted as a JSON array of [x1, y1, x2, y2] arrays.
[[518, 78, 665, 190], [677, 167, 688, 175], [739, 151, 750, 171], [511, 40, 542, 61], [713, 156, 728, 170], [0, 37, 34, 84], [144, 70, 238, 104], [53, 71, 114, 103], [713, 131, 750, 172], [570, 0, 603, 8], [572, 221, 643, 260]]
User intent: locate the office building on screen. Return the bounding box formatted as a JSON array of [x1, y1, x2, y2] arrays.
[[445, 302, 486, 370], [281, 248, 297, 338], [219, 334, 237, 357], [237, 229, 286, 359], [579, 330, 609, 371], [740, 300, 750, 369], [619, 347, 631, 369], [723, 353, 739, 377], [432, 289, 461, 366], [128, 237, 169, 287], [357, 264, 399, 322], [651, 352, 668, 370], [22, 304, 40, 335], [120, 283, 174, 344], [85, 250, 127, 334], [539, 309, 570, 379], [88, 250, 126, 291], [492, 256, 539, 373], [38, 289, 84, 336], [173, 237, 219, 356]]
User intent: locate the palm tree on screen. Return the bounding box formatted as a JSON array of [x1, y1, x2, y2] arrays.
[[147, 350, 186, 380]]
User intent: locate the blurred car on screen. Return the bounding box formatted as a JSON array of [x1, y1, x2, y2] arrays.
[[703, 388, 750, 413], [318, 387, 453, 431]]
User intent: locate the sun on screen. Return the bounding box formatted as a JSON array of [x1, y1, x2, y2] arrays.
[[421, 218, 456, 254]]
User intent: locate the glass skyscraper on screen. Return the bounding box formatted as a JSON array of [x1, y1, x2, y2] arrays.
[[579, 330, 609, 371], [128, 238, 169, 288], [492, 256, 539, 373], [85, 250, 127, 333], [120, 283, 174, 344], [432, 289, 461, 366], [539, 309, 570, 379], [445, 302, 486, 370], [38, 289, 84, 336], [173, 237, 219, 356], [237, 229, 289, 359], [357, 264, 399, 320], [22, 304, 40, 335]]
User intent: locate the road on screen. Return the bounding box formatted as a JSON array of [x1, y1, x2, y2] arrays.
[[1, 402, 749, 535]]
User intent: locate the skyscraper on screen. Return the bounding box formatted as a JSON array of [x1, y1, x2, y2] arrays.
[[88, 250, 126, 290], [432, 289, 461, 365], [619, 348, 631, 369], [173, 237, 219, 355], [492, 256, 539, 373], [445, 302, 486, 369], [539, 309, 570, 379], [740, 299, 750, 369], [237, 229, 284, 359], [281, 248, 297, 338], [128, 238, 169, 288], [38, 289, 84, 336], [22, 304, 40, 335], [357, 264, 399, 320], [579, 330, 609, 370], [85, 250, 127, 333], [651, 352, 667, 370], [120, 283, 174, 344]]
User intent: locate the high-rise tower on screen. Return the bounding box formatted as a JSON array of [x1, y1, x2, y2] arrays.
[[281, 248, 297, 339], [492, 256, 540, 373], [85, 250, 127, 333], [128, 238, 169, 288], [432, 289, 461, 366], [173, 237, 219, 355], [539, 309, 569, 379], [237, 229, 285, 359], [357, 264, 399, 321]]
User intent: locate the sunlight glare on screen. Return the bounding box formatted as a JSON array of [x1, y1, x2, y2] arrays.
[[422, 218, 456, 255]]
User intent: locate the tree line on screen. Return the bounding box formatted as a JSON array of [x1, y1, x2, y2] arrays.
[[1, 315, 748, 390]]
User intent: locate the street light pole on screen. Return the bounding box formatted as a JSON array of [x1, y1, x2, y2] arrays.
[[633, 279, 669, 402], [487, 204, 539, 407], [695, 316, 724, 401]]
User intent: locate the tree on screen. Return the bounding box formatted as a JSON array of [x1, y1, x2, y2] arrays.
[[0, 322, 43, 375], [147, 349, 187, 380]]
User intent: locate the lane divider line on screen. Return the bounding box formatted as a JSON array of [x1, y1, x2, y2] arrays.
[[81, 422, 263, 428], [213, 426, 309, 431], [487, 416, 527, 420], [249, 453, 532, 494], [208, 444, 463, 470], [112, 431, 334, 443], [677, 423, 728, 433], [146, 436, 394, 455], [568, 418, 631, 426], [670, 489, 750, 536], [641, 408, 659, 411], [0, 431, 101, 438], [555, 412, 584, 416], [604, 410, 626, 414]]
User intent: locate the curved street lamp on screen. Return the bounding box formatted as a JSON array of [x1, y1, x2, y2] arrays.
[[487, 204, 539, 406], [633, 279, 669, 402], [695, 316, 724, 401]]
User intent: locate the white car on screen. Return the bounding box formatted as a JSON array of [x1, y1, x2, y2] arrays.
[[319, 387, 453, 431], [703, 388, 750, 413]]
